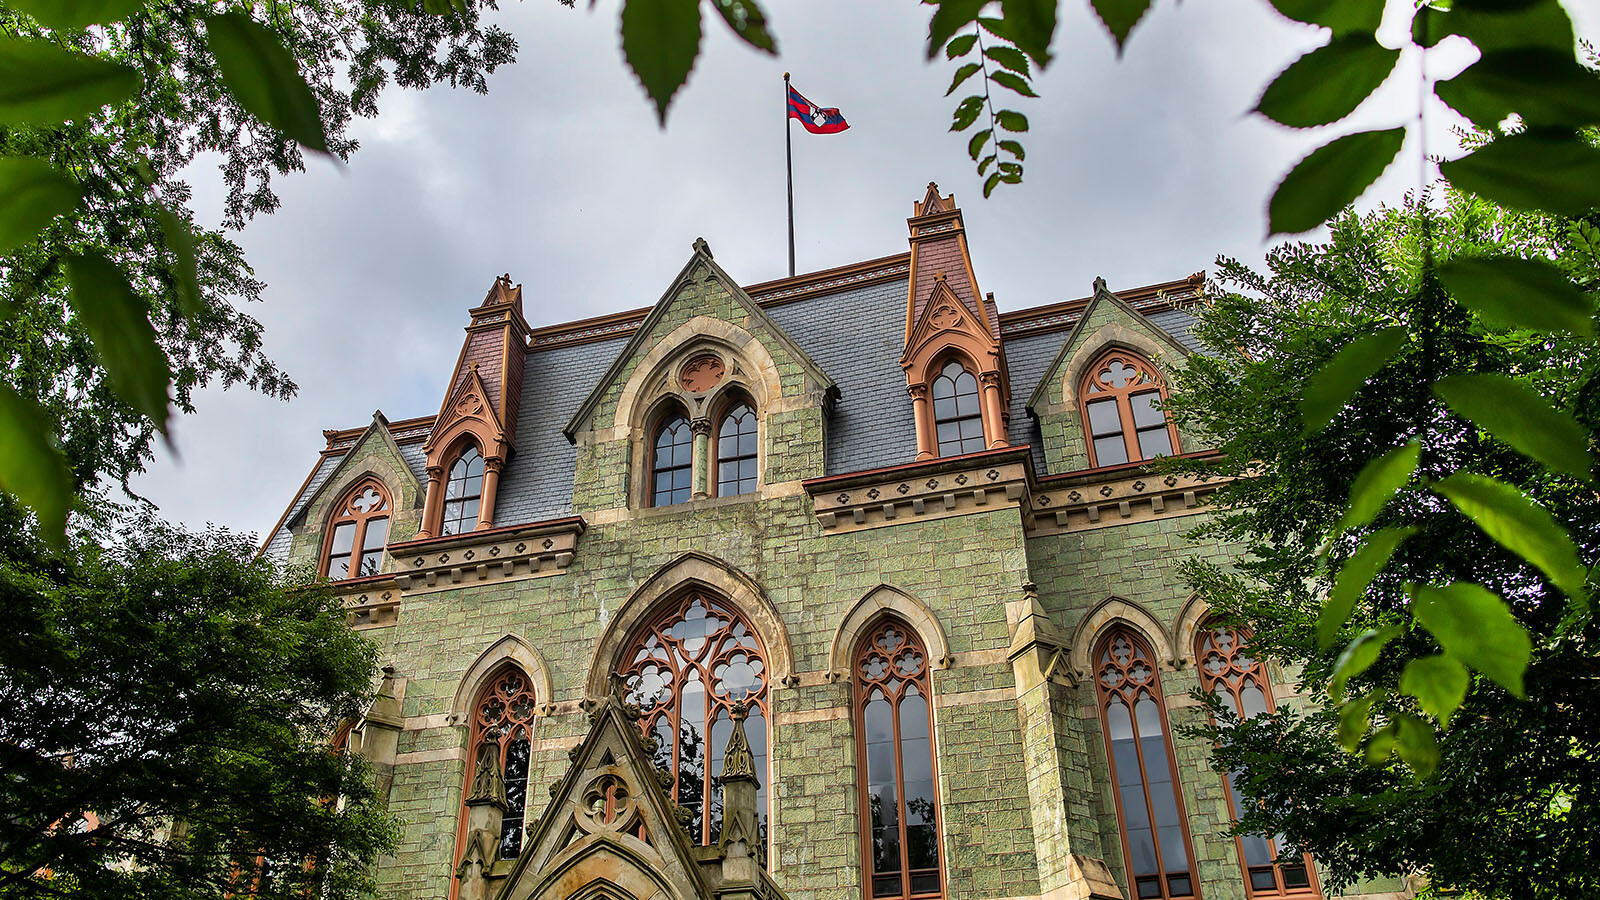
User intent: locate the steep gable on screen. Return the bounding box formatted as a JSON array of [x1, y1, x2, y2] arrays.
[[281, 411, 426, 566]]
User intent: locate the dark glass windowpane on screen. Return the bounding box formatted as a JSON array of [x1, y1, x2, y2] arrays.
[[358, 550, 383, 576], [1136, 876, 1163, 899], [500, 733, 530, 858], [328, 555, 350, 580], [1129, 391, 1165, 429], [875, 827, 901, 873], [1239, 830, 1274, 867], [937, 421, 959, 444], [1282, 864, 1311, 888], [1095, 434, 1130, 465], [329, 523, 356, 555], [1166, 873, 1193, 897], [873, 874, 901, 897], [909, 872, 939, 895], [1086, 399, 1123, 437], [905, 823, 938, 870], [1137, 427, 1173, 459]]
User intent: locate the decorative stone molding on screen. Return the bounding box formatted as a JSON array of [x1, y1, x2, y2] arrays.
[[333, 576, 402, 630], [825, 585, 954, 680], [1067, 596, 1179, 678], [804, 446, 1031, 535], [389, 517, 585, 593], [448, 634, 559, 724], [1023, 467, 1226, 537]]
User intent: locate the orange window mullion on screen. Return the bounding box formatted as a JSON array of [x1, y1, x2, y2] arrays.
[[1117, 394, 1140, 465]]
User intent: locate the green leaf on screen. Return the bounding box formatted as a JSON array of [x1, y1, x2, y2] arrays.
[[997, 139, 1025, 160], [1434, 373, 1592, 482], [711, 0, 777, 54], [978, 154, 997, 176], [1298, 325, 1407, 434], [0, 384, 73, 542], [968, 128, 992, 161], [1400, 655, 1469, 725], [0, 158, 79, 256], [205, 12, 330, 152], [927, 0, 987, 59], [66, 253, 172, 431], [951, 95, 984, 132], [1364, 722, 1397, 764], [1436, 49, 1600, 131], [1339, 442, 1421, 535], [1439, 256, 1596, 337], [996, 109, 1029, 132], [1269, 128, 1406, 235], [157, 206, 203, 317], [990, 71, 1039, 98], [1337, 693, 1377, 751], [985, 45, 1031, 76], [1089, 0, 1153, 55], [8, 0, 143, 29], [1421, 0, 1573, 54], [0, 37, 142, 126], [1255, 33, 1399, 129], [1265, 0, 1384, 34], [1331, 624, 1401, 699], [1320, 527, 1415, 651], [983, 171, 1001, 198], [1441, 131, 1600, 218], [1393, 713, 1439, 778], [946, 34, 978, 59], [1000, 0, 1056, 65], [1412, 582, 1533, 697], [999, 161, 1022, 176], [619, 0, 701, 126], [946, 63, 982, 96], [1433, 473, 1587, 602]]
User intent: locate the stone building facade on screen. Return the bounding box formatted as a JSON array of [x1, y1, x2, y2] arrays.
[[266, 185, 1413, 900]]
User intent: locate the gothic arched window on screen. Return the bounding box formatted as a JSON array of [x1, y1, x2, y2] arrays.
[[1196, 623, 1319, 897], [441, 445, 485, 535], [715, 400, 758, 497], [931, 359, 985, 457], [1079, 350, 1178, 467], [619, 593, 769, 846], [1095, 628, 1198, 900], [854, 620, 942, 900], [460, 667, 537, 860], [323, 480, 391, 580], [651, 411, 694, 507]]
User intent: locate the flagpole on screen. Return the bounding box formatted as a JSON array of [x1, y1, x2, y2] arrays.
[[784, 71, 795, 278]]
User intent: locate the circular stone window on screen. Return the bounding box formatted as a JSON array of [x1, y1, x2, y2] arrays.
[[678, 354, 726, 392]]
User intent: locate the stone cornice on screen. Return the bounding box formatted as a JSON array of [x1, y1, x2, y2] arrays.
[[388, 516, 585, 592], [1024, 459, 1228, 537]]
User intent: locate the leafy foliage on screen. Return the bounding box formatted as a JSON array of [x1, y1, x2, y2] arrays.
[[1165, 188, 1600, 897], [0, 511, 394, 900]]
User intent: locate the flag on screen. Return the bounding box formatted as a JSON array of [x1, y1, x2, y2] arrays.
[[787, 85, 849, 134]]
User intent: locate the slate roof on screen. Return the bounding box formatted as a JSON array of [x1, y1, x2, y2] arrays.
[[262, 259, 1203, 559]]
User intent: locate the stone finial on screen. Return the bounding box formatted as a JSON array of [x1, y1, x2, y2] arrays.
[[466, 741, 508, 809], [716, 700, 763, 866], [720, 700, 759, 783], [692, 236, 714, 258], [1092, 276, 1109, 294]]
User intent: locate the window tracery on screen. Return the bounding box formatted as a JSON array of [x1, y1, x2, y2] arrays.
[[463, 667, 537, 859], [441, 445, 485, 536], [930, 359, 985, 457], [1079, 350, 1178, 467], [854, 619, 942, 900], [715, 401, 758, 497], [619, 593, 769, 846], [651, 411, 694, 507], [1196, 623, 1318, 897], [1095, 628, 1197, 900], [323, 480, 391, 580]]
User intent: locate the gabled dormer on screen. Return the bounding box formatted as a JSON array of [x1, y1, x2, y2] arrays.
[[417, 274, 532, 537], [902, 183, 1010, 460]]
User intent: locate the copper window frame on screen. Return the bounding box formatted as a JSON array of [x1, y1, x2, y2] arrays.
[[1093, 628, 1201, 900], [319, 478, 392, 580], [852, 618, 944, 900], [617, 591, 770, 847], [711, 395, 759, 498], [649, 406, 694, 507], [1077, 349, 1181, 468], [930, 358, 985, 458], [1194, 622, 1321, 899], [440, 444, 485, 536], [450, 663, 538, 896]]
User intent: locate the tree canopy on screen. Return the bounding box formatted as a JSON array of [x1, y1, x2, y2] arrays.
[[0, 511, 393, 900], [1164, 185, 1600, 898]]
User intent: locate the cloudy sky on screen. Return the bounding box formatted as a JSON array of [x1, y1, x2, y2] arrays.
[[128, 0, 1597, 540]]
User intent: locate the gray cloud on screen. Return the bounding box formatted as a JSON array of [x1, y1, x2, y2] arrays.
[[130, 0, 1598, 539]]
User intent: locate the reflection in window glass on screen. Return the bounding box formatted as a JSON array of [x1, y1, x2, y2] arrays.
[[931, 360, 985, 457], [1079, 352, 1177, 466], [324, 480, 390, 580], [1196, 623, 1319, 896], [653, 413, 693, 506], [855, 620, 942, 899], [618, 594, 770, 847], [463, 667, 538, 861], [717, 403, 759, 497], [442, 446, 485, 535], [1096, 630, 1196, 899]]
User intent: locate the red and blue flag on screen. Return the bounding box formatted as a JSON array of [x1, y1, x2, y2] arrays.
[[787, 85, 849, 134]]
